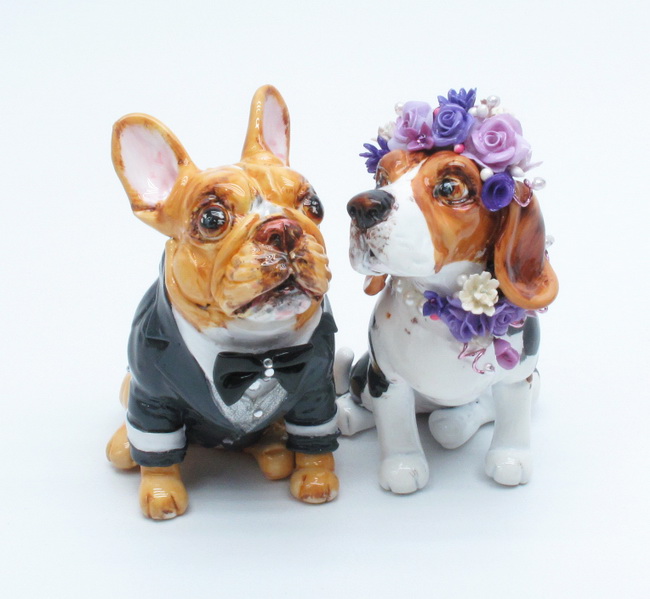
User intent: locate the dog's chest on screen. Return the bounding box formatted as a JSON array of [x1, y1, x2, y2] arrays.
[[172, 309, 298, 433], [370, 286, 500, 406]]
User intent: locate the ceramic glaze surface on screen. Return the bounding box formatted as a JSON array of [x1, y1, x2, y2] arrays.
[[107, 86, 340, 519], [338, 89, 558, 494]]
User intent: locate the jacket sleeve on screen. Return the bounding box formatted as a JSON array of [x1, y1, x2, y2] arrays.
[[283, 309, 340, 454], [126, 376, 188, 467]]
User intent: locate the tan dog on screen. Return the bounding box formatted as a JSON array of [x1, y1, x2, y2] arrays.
[[106, 86, 339, 518]]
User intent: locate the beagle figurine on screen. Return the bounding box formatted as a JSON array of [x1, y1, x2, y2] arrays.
[[336, 91, 558, 494], [106, 86, 339, 518]]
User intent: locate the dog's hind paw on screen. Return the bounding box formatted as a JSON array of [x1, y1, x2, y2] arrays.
[[336, 393, 375, 436], [428, 399, 494, 449], [379, 452, 429, 494], [485, 449, 532, 486]]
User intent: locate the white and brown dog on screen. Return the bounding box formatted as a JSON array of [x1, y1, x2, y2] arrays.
[[106, 86, 339, 518], [336, 147, 558, 494]]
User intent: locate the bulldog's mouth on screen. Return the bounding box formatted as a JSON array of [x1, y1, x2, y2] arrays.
[[234, 276, 316, 321]]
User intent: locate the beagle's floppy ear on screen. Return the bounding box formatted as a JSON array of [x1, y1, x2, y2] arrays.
[[493, 188, 558, 310], [112, 114, 196, 235], [241, 85, 290, 166]]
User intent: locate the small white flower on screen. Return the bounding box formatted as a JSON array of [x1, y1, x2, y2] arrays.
[[457, 271, 500, 316], [378, 120, 396, 140]]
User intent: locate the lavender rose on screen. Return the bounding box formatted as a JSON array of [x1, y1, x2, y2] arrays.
[[388, 101, 434, 152], [481, 171, 516, 211], [463, 113, 532, 171], [432, 103, 474, 147]]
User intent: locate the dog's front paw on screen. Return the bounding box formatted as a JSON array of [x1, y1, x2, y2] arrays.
[[336, 393, 375, 436], [106, 423, 137, 470], [485, 449, 532, 486], [379, 452, 429, 494], [290, 453, 338, 504], [139, 465, 188, 520]]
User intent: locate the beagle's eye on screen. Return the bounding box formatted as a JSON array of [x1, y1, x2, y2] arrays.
[[434, 178, 470, 206], [300, 192, 324, 224], [375, 168, 390, 189], [195, 196, 231, 240]]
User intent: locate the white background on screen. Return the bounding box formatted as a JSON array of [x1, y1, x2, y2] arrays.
[[1, 1, 649, 597]]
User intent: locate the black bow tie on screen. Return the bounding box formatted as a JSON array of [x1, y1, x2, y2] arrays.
[[214, 344, 314, 406]]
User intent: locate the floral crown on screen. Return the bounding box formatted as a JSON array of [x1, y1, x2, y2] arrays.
[[360, 88, 546, 211]]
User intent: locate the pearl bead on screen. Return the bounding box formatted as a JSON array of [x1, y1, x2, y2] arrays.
[[468, 107, 477, 116], [476, 104, 489, 118], [480, 167, 494, 181], [531, 177, 546, 190], [509, 166, 525, 178], [486, 95, 500, 108], [394, 102, 404, 115]]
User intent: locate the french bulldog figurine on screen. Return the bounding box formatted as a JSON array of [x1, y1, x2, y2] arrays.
[[337, 89, 558, 494], [106, 86, 339, 519]]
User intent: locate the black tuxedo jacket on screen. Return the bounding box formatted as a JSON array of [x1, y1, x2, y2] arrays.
[[126, 269, 339, 467]]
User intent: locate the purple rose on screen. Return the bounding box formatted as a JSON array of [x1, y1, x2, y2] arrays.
[[441, 299, 491, 343], [462, 114, 532, 171], [432, 104, 474, 147], [491, 301, 527, 336], [493, 338, 520, 370], [388, 101, 434, 152], [481, 171, 516, 211]]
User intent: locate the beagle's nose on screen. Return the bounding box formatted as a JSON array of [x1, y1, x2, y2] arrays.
[[254, 218, 303, 252], [347, 190, 395, 231]]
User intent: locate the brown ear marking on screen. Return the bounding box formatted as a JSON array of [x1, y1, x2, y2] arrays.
[[493, 189, 558, 310], [241, 85, 290, 166]]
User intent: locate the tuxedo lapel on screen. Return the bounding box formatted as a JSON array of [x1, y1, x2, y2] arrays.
[[143, 275, 223, 422]]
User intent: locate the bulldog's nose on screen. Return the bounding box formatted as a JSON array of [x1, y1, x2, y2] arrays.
[[254, 218, 303, 252], [347, 190, 395, 231]]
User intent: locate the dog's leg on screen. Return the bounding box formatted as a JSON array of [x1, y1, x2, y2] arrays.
[[139, 464, 188, 520], [290, 453, 339, 504], [106, 423, 137, 470], [244, 421, 295, 480], [374, 381, 429, 494], [485, 377, 534, 486], [335, 349, 377, 435], [106, 373, 137, 469], [428, 392, 496, 449]]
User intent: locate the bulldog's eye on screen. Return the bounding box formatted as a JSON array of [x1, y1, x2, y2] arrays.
[[434, 178, 470, 206], [301, 194, 324, 224], [196, 198, 231, 240]]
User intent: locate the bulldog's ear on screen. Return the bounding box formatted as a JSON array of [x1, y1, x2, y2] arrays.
[[241, 85, 290, 166], [112, 114, 195, 234], [494, 189, 558, 310]]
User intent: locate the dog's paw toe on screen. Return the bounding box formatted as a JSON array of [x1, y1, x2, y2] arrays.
[[485, 449, 531, 486], [290, 468, 339, 504], [139, 476, 188, 520], [379, 453, 429, 494]]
